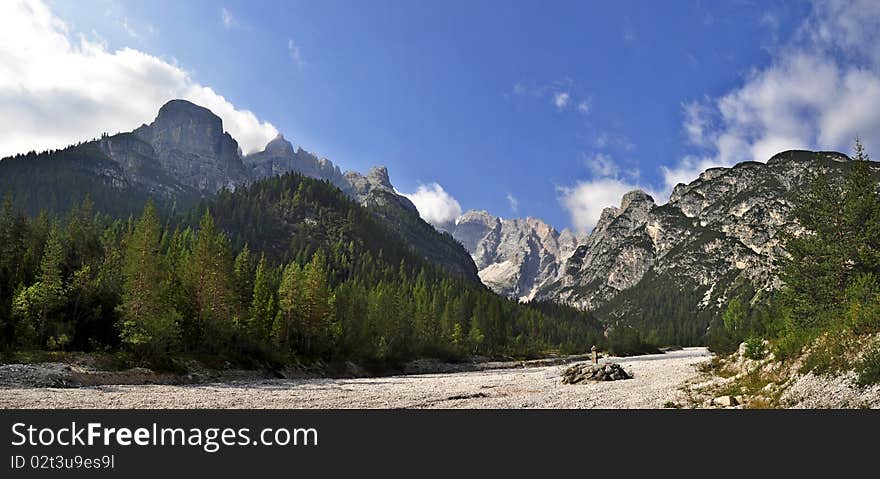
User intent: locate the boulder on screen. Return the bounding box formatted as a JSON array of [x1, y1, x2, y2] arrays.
[[561, 362, 632, 384], [712, 395, 739, 407]]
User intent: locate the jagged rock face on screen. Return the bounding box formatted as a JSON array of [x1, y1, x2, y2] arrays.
[[131, 100, 249, 192], [245, 139, 419, 215], [341, 166, 419, 214], [96, 132, 194, 200], [539, 150, 863, 313], [244, 134, 348, 187], [451, 211, 586, 301]]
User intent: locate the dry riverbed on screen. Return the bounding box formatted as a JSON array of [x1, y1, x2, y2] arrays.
[[0, 348, 710, 409]]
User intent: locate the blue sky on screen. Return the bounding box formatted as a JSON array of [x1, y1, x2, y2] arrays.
[[4, 1, 879, 231]]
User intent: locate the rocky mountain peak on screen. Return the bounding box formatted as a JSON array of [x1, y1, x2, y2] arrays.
[[366, 166, 393, 190], [264, 134, 295, 156], [152, 99, 222, 133], [120, 99, 248, 193], [454, 210, 501, 253], [451, 210, 588, 301], [620, 189, 655, 212]]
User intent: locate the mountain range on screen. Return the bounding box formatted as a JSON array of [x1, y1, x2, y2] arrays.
[[2, 98, 875, 345], [0, 99, 478, 283]]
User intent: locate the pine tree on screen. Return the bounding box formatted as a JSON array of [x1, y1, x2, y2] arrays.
[[274, 261, 303, 351], [781, 142, 880, 331], [248, 254, 275, 348], [118, 200, 180, 354], [12, 224, 66, 347], [844, 138, 880, 275], [301, 251, 333, 355], [185, 210, 237, 352], [233, 244, 256, 309]]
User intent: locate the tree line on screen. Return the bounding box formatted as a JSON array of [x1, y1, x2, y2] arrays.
[[0, 172, 605, 366]]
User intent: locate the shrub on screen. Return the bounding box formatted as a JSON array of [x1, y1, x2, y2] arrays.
[[855, 345, 880, 387], [744, 337, 766, 360], [773, 328, 815, 361]]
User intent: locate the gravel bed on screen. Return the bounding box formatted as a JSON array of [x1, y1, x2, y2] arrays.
[[0, 348, 710, 409]]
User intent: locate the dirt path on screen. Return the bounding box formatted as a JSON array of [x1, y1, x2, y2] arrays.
[[0, 348, 710, 409]]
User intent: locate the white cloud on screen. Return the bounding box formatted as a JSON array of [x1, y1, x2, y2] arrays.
[[594, 132, 635, 151], [558, 178, 652, 232], [577, 100, 590, 114], [506, 193, 519, 214], [0, 0, 277, 157], [402, 183, 462, 232], [288, 39, 305, 69], [665, 0, 880, 193], [220, 8, 234, 29], [585, 153, 619, 177], [681, 98, 713, 147], [561, 153, 655, 232], [553, 92, 570, 110]]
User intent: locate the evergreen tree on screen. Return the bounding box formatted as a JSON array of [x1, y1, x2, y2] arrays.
[[12, 224, 66, 347], [118, 200, 180, 354], [274, 261, 303, 351], [185, 210, 237, 352], [248, 254, 276, 348]]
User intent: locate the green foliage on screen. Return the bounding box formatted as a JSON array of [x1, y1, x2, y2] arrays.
[[779, 142, 880, 332], [247, 255, 276, 348], [754, 141, 880, 376], [0, 173, 605, 365], [743, 337, 766, 361], [594, 271, 715, 347], [722, 297, 745, 332], [118, 200, 180, 356], [606, 326, 659, 357], [855, 344, 880, 387]]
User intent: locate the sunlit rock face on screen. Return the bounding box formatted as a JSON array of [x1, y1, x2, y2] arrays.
[[132, 99, 249, 193], [451, 211, 586, 301], [537, 150, 862, 314]]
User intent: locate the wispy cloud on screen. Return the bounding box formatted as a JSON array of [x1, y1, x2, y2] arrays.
[[509, 79, 590, 114], [594, 132, 635, 151], [553, 92, 570, 110], [288, 39, 305, 69], [221, 7, 235, 29], [506, 193, 519, 214], [622, 19, 637, 44], [584, 153, 619, 177], [577, 100, 590, 114]]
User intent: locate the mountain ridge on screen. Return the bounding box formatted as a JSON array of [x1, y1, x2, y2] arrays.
[[0, 99, 479, 283]]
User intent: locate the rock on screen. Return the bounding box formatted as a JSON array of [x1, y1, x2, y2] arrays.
[[131, 99, 250, 193], [561, 362, 631, 384], [536, 150, 863, 321], [450, 213, 587, 301], [712, 395, 738, 407]]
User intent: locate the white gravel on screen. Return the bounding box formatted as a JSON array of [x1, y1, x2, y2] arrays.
[[780, 371, 880, 409], [0, 348, 710, 409]]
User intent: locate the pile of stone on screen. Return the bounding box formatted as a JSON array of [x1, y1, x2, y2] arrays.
[[561, 362, 632, 384]]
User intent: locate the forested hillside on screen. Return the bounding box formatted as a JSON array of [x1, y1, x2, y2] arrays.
[[0, 172, 604, 366], [0, 140, 200, 218]]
